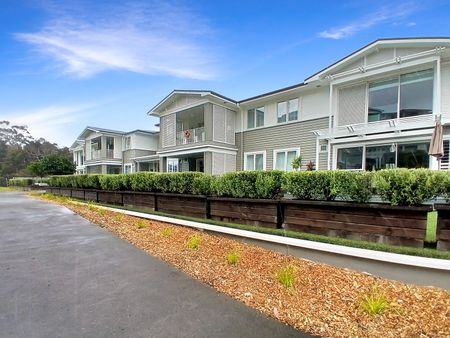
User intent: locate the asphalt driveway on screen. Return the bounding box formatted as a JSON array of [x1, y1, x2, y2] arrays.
[[0, 192, 311, 338]]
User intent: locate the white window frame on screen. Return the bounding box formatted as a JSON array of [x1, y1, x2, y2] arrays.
[[247, 106, 265, 129], [167, 158, 179, 172], [124, 163, 133, 174], [277, 98, 300, 124], [244, 151, 266, 171], [273, 148, 300, 171]]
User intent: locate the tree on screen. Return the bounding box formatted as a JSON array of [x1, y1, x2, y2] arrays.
[[27, 154, 75, 177], [0, 120, 33, 146]]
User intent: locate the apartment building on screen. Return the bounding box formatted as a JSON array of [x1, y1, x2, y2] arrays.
[[70, 127, 159, 174], [71, 37, 450, 174]]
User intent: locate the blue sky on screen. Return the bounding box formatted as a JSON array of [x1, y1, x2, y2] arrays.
[[1, 0, 450, 147]]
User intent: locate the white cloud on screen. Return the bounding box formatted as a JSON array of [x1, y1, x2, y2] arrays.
[[3, 103, 97, 147], [319, 2, 418, 39], [15, 1, 220, 79]]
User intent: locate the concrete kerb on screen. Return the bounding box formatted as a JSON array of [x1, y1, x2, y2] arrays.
[[71, 200, 450, 290]]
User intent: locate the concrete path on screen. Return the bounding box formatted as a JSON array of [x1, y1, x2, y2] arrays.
[[0, 192, 311, 338]]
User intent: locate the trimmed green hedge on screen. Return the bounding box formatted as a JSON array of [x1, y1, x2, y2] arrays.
[[49, 169, 450, 205], [9, 177, 49, 187], [9, 178, 34, 187]]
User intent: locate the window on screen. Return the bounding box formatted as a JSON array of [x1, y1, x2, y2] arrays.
[[167, 158, 179, 172], [244, 152, 265, 170], [247, 107, 265, 129], [106, 137, 114, 159], [124, 164, 132, 174], [337, 142, 430, 170], [397, 142, 429, 168], [274, 149, 299, 171], [337, 147, 363, 170], [124, 136, 131, 150], [368, 69, 433, 122], [365, 145, 395, 170], [277, 99, 299, 123]]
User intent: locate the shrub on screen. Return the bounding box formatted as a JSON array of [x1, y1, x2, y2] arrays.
[[433, 170, 450, 202], [160, 227, 174, 237], [226, 250, 241, 265], [276, 265, 296, 288], [136, 219, 146, 229], [154, 172, 204, 194], [213, 171, 284, 199], [284, 171, 335, 200], [129, 172, 157, 191], [332, 171, 374, 203], [360, 287, 389, 315], [9, 178, 33, 187], [191, 175, 215, 195], [186, 234, 202, 249], [99, 174, 128, 191], [373, 169, 437, 206]]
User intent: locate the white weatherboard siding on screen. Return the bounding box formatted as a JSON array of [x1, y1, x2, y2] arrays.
[[133, 133, 158, 150], [162, 94, 202, 116], [113, 136, 122, 158], [301, 86, 330, 121], [161, 114, 176, 148]]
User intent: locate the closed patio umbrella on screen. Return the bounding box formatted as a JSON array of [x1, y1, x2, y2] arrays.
[[429, 118, 444, 169]]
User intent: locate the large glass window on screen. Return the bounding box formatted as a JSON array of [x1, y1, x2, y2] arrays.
[[106, 137, 114, 159], [277, 99, 299, 123], [365, 145, 395, 170], [245, 152, 264, 170], [397, 142, 430, 168], [338, 142, 430, 170], [400, 69, 434, 118], [368, 79, 398, 122], [274, 149, 299, 171], [337, 147, 363, 169], [247, 107, 264, 129], [368, 69, 433, 122]]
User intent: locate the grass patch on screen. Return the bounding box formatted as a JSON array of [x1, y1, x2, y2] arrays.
[[360, 287, 389, 316], [276, 265, 296, 288], [226, 249, 241, 265], [136, 219, 146, 229], [38, 195, 450, 260], [426, 211, 437, 243], [186, 234, 202, 250], [0, 187, 17, 192], [160, 227, 174, 238]]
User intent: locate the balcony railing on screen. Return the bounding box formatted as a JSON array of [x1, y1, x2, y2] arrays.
[[176, 127, 205, 145], [91, 149, 100, 159], [313, 113, 445, 140]]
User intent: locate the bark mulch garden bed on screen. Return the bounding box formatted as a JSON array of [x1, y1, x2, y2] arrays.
[[40, 196, 450, 338]]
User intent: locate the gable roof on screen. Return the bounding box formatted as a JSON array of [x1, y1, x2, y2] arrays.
[[148, 90, 237, 116], [304, 37, 450, 82], [75, 126, 126, 140]]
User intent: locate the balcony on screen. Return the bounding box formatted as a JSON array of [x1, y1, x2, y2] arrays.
[[176, 127, 205, 145]]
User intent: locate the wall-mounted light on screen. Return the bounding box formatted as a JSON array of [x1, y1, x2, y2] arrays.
[[390, 143, 397, 153]]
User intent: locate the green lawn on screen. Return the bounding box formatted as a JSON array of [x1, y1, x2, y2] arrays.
[[426, 211, 438, 243]]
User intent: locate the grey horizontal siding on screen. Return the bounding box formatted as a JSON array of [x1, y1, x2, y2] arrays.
[[237, 117, 329, 170]]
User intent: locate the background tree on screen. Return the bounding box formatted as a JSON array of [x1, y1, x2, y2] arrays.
[[0, 120, 72, 178], [28, 154, 75, 177]]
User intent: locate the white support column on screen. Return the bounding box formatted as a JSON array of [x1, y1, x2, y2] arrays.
[[315, 138, 320, 171]]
